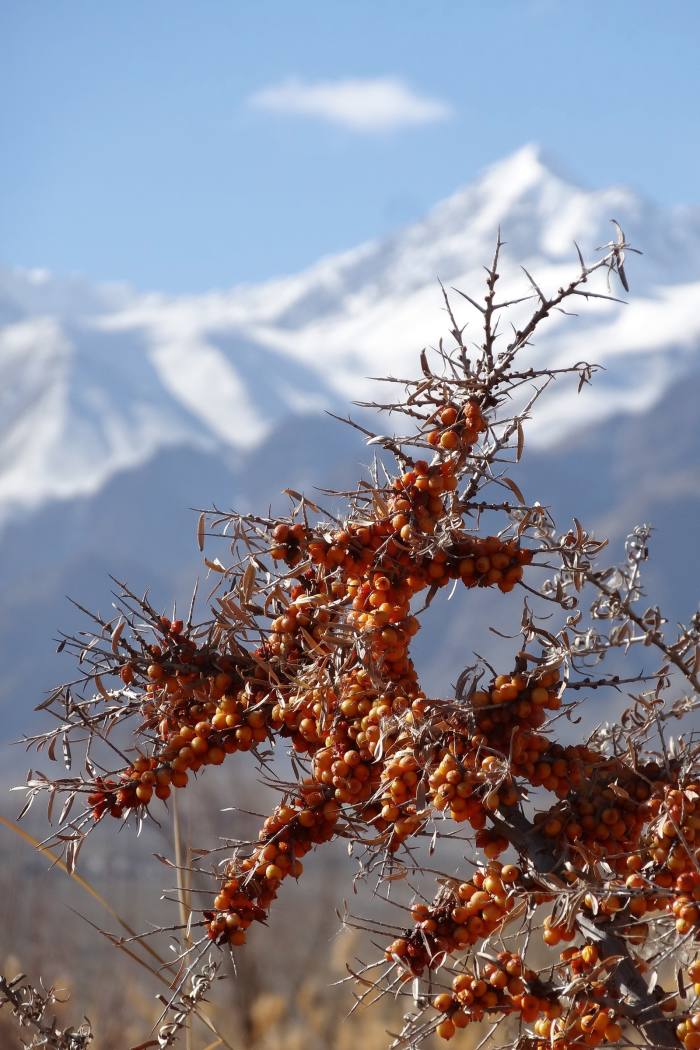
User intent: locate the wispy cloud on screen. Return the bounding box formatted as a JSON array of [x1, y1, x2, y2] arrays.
[[248, 76, 452, 133]]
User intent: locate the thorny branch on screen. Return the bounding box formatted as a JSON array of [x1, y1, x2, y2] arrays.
[[0, 974, 92, 1050], [15, 224, 700, 1050]]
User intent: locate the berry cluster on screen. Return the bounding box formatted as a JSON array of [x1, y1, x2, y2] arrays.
[[678, 962, 700, 1050], [87, 625, 262, 816], [534, 759, 659, 870], [450, 535, 532, 593], [471, 668, 562, 739], [432, 953, 562, 1040], [385, 863, 521, 978], [269, 521, 309, 566], [207, 790, 340, 946], [648, 785, 700, 885], [533, 1011, 624, 1049], [425, 399, 488, 452]]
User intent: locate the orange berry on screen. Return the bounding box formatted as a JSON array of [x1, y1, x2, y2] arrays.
[[436, 1019, 456, 1040], [433, 993, 454, 1013]]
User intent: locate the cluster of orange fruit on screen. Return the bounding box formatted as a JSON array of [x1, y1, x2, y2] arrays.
[[534, 759, 659, 869], [678, 961, 700, 1050], [359, 670, 700, 1045], [580, 784, 700, 952], [384, 863, 521, 978], [538, 943, 635, 1047], [677, 1017, 700, 1050], [268, 521, 309, 566], [431, 940, 634, 1044], [207, 788, 340, 946], [471, 668, 561, 736], [87, 629, 259, 816], [203, 672, 529, 938], [532, 1011, 624, 1049], [560, 941, 602, 975], [428, 749, 496, 827], [431, 951, 564, 1040], [425, 399, 488, 452], [647, 785, 700, 884]]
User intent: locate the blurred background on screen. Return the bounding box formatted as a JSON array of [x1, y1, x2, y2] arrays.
[[1, 2, 700, 1046]]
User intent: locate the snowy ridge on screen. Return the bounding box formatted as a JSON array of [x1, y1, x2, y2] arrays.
[[2, 144, 700, 524]]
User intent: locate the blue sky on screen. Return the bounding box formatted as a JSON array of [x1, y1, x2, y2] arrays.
[[2, 0, 699, 292]]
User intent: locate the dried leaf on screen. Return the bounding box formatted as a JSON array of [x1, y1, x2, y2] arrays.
[[204, 557, 227, 574], [62, 733, 72, 771], [678, 966, 686, 1000], [501, 476, 525, 505], [15, 792, 37, 822], [384, 868, 407, 882], [111, 617, 125, 654], [372, 492, 389, 519], [59, 792, 76, 826], [240, 562, 257, 605], [516, 421, 525, 462], [94, 675, 110, 702]]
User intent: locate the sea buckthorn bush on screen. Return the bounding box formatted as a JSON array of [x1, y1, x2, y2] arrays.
[[21, 228, 700, 1050]]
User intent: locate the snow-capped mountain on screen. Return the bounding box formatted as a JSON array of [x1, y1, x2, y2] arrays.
[[1, 144, 699, 754], [2, 143, 700, 524]]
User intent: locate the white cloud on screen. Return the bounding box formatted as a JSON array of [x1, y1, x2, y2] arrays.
[[248, 76, 452, 133]]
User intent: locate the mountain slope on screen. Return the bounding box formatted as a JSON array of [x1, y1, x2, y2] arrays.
[[2, 144, 700, 526]]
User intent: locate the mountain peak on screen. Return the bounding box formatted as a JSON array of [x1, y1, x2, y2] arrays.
[[485, 143, 582, 186], [2, 151, 700, 525], [484, 142, 561, 185]]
